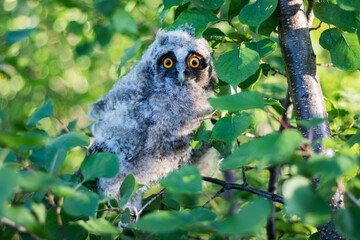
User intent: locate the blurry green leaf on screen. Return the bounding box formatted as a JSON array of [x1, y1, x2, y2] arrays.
[[192, 119, 213, 149], [49, 131, 89, 150], [94, 25, 112, 46], [347, 129, 360, 147], [335, 206, 360, 240], [238, 68, 262, 90], [95, 0, 122, 16], [76, 41, 93, 56], [228, 0, 249, 20], [0, 132, 48, 149], [182, 208, 217, 222], [251, 11, 279, 36], [81, 152, 119, 181], [330, 32, 360, 71], [283, 176, 331, 225], [168, 8, 219, 37], [319, 28, 342, 50], [26, 99, 53, 127], [76, 218, 120, 235], [191, 0, 224, 9], [63, 189, 99, 217], [202, 28, 226, 50], [265, 98, 285, 110], [3, 206, 40, 233], [162, 197, 180, 211], [221, 129, 303, 169], [297, 118, 328, 128], [337, 0, 360, 11], [111, 9, 138, 35], [121, 208, 131, 224], [117, 40, 142, 76], [0, 148, 16, 167], [212, 113, 252, 144], [314, 0, 360, 32], [163, 0, 184, 10], [0, 167, 18, 216], [308, 154, 357, 179], [161, 166, 202, 194], [239, 0, 277, 26], [215, 47, 260, 87], [119, 174, 142, 207], [245, 39, 277, 58], [19, 172, 60, 191], [215, 198, 271, 235], [32, 202, 46, 225], [134, 211, 184, 233], [67, 21, 83, 35], [4, 28, 37, 44], [208, 91, 265, 112]]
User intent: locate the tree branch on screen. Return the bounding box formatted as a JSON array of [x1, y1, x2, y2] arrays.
[[1, 217, 42, 240], [202, 176, 284, 204], [47, 193, 67, 240], [137, 188, 166, 216]]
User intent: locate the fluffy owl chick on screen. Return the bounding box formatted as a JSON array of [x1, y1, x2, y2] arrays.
[[87, 28, 216, 212]]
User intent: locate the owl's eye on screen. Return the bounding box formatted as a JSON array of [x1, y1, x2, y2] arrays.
[[163, 58, 173, 69], [189, 57, 200, 68]]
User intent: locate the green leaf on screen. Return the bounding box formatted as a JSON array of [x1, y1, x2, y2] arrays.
[[4, 28, 38, 44], [192, 119, 213, 149], [134, 211, 184, 233], [163, 0, 184, 10], [245, 39, 277, 58], [330, 32, 360, 71], [0, 132, 48, 149], [81, 152, 119, 181], [215, 47, 260, 87], [238, 68, 262, 90], [251, 11, 279, 36], [32, 202, 46, 225], [228, 0, 249, 20], [191, 0, 224, 10], [76, 218, 120, 235], [283, 176, 331, 225], [117, 40, 142, 76], [0, 167, 18, 216], [19, 172, 60, 191], [111, 9, 138, 35], [314, 0, 360, 32], [208, 91, 265, 112], [221, 129, 303, 169], [337, 0, 360, 11], [296, 118, 328, 128], [119, 174, 142, 207], [319, 28, 342, 50], [347, 129, 360, 147], [212, 113, 252, 144], [335, 206, 360, 240], [161, 166, 202, 194], [63, 189, 99, 217], [181, 208, 217, 222], [0, 148, 16, 167], [26, 99, 53, 127], [239, 0, 278, 26], [307, 154, 357, 179], [215, 198, 271, 235], [48, 131, 89, 151], [168, 8, 219, 37], [3, 206, 40, 233]]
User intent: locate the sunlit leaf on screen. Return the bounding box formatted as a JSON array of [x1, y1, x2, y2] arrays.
[[163, 0, 184, 10], [215, 47, 260, 87], [134, 211, 185, 233], [168, 8, 219, 37], [208, 91, 265, 112], [26, 99, 53, 127], [192, 119, 213, 149], [63, 189, 99, 217], [161, 166, 202, 194], [245, 39, 277, 58], [330, 32, 360, 71], [335, 206, 360, 240], [337, 0, 360, 11], [239, 0, 277, 26], [212, 113, 252, 144], [111, 9, 138, 35], [76, 218, 120, 235], [117, 40, 142, 76], [283, 176, 331, 225]]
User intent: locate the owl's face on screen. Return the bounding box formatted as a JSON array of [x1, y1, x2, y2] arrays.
[[145, 29, 216, 90]]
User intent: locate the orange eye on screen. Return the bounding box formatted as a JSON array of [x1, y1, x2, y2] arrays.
[[189, 57, 200, 68], [163, 58, 173, 68]]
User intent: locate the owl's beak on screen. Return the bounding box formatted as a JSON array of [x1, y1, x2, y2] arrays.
[[177, 64, 186, 85]]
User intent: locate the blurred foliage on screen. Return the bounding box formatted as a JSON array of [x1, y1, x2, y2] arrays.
[[0, 0, 360, 239]]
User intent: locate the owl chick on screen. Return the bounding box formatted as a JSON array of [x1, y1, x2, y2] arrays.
[[87, 28, 216, 213]]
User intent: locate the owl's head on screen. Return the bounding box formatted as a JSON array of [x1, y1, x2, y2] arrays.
[[144, 28, 216, 90]]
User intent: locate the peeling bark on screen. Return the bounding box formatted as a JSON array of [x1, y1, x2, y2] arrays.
[[277, 0, 344, 239]]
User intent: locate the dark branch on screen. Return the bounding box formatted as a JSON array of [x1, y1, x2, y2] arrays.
[[0, 217, 42, 240], [202, 176, 284, 204], [137, 188, 166, 216]]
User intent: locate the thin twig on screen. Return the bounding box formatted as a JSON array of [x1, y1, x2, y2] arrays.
[[310, 21, 323, 31], [202, 187, 226, 208], [270, 66, 287, 77], [332, 122, 355, 136], [1, 217, 42, 240], [52, 117, 70, 133], [137, 188, 166, 216], [242, 167, 247, 186], [202, 176, 284, 204], [47, 193, 67, 240], [317, 63, 334, 67], [214, 19, 245, 43]]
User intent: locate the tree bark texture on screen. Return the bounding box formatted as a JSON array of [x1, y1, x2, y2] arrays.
[[277, 0, 343, 239]]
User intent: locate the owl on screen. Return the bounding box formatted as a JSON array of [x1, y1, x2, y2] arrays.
[[87, 28, 217, 215]]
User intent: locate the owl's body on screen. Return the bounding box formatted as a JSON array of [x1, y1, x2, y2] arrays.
[[87, 29, 216, 211]]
